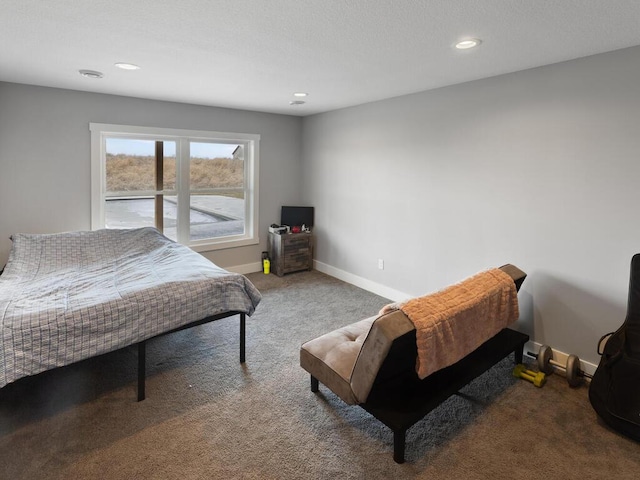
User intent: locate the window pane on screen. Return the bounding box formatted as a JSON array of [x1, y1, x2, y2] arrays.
[[189, 142, 245, 241], [104, 197, 177, 241], [105, 139, 176, 192], [189, 193, 245, 241], [106, 139, 155, 192], [104, 138, 176, 239], [190, 142, 244, 190]]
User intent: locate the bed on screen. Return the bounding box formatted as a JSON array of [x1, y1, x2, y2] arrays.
[[0, 227, 261, 400]]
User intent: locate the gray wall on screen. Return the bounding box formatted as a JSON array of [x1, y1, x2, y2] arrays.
[[4, 46, 640, 366], [301, 46, 640, 366], [0, 82, 302, 269]]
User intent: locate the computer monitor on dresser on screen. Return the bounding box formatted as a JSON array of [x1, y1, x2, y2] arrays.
[[280, 206, 314, 229]]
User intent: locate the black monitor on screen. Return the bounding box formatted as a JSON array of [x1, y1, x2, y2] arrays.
[[281, 206, 314, 228]]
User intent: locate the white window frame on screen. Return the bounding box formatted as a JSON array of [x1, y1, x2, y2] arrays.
[[90, 123, 260, 252]]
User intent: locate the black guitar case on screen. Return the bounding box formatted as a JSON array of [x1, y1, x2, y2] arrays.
[[589, 254, 640, 441]]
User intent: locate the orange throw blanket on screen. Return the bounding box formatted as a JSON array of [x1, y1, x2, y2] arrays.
[[400, 268, 519, 380]]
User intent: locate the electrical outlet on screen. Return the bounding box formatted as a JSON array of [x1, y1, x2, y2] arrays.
[[378, 259, 384, 270]]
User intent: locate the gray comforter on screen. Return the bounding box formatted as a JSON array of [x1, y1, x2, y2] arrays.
[[0, 227, 261, 388]]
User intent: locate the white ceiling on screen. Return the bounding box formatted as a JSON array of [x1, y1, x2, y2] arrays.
[[2, 0, 640, 116]]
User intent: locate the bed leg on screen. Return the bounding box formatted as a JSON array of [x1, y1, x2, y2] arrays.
[[240, 313, 246, 363], [138, 341, 146, 402], [311, 375, 319, 392], [393, 429, 407, 464]]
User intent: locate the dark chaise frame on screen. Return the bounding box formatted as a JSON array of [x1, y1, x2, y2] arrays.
[[356, 328, 527, 462], [307, 266, 528, 463]]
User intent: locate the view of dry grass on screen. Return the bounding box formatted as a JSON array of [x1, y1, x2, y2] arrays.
[[106, 154, 244, 193]]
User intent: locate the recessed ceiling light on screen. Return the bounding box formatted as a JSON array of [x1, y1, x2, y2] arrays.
[[114, 62, 141, 70], [455, 38, 482, 50], [293, 92, 308, 97], [79, 69, 104, 79], [289, 100, 306, 106]]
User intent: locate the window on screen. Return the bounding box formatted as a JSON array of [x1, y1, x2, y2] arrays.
[[90, 123, 260, 251]]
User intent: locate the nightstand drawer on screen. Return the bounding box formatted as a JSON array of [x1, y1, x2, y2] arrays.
[[285, 249, 311, 269], [284, 247, 311, 262], [285, 245, 310, 256], [283, 235, 311, 248]]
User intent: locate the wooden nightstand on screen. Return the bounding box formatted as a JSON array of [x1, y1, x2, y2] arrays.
[[267, 232, 313, 277]]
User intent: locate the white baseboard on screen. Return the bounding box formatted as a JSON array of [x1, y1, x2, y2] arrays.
[[313, 260, 413, 302], [523, 340, 597, 380], [226, 261, 262, 275], [314, 260, 598, 382], [234, 259, 599, 383]]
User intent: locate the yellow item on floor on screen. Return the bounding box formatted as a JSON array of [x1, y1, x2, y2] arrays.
[[513, 364, 546, 387]]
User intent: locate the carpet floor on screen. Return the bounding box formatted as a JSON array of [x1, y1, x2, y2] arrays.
[[0, 270, 638, 479]]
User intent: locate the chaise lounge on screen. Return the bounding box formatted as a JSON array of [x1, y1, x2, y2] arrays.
[[300, 264, 528, 463]]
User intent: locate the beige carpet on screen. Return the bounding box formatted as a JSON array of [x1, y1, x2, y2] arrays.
[[0, 270, 638, 479]]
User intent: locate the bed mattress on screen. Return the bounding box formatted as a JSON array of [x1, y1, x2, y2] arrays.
[[0, 227, 261, 388]]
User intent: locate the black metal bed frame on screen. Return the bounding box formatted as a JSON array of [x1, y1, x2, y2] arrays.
[[136, 311, 246, 401]]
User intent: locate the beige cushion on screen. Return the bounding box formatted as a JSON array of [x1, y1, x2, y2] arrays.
[[300, 310, 415, 405], [350, 310, 414, 402], [300, 317, 375, 405]]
